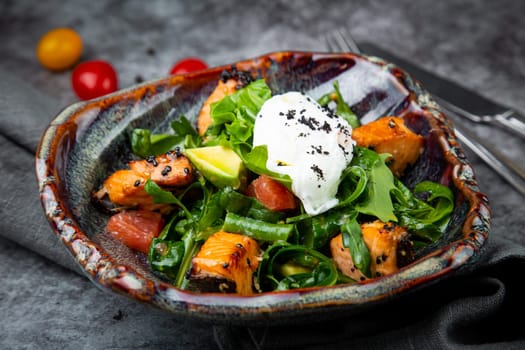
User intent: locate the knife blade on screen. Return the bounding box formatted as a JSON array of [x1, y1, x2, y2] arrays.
[[359, 42, 525, 139]]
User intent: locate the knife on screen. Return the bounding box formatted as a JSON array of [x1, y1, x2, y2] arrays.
[[359, 42, 525, 139]]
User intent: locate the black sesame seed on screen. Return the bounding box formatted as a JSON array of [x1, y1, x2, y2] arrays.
[[161, 166, 172, 176], [222, 262, 229, 268], [134, 180, 141, 187], [388, 119, 396, 128], [146, 155, 158, 167], [183, 167, 190, 175]]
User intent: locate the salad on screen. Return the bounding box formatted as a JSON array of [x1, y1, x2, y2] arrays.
[[93, 67, 454, 296]]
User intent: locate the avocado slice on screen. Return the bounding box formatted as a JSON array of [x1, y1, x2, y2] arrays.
[[185, 145, 247, 189]]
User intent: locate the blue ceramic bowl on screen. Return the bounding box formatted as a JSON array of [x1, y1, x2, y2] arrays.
[[36, 51, 490, 324]]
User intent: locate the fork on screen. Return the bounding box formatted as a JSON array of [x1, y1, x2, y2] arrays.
[[324, 28, 525, 197]]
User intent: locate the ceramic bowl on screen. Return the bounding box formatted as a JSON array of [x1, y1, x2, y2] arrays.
[[36, 51, 490, 325]]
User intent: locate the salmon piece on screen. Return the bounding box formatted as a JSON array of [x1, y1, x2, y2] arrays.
[[128, 151, 194, 187], [330, 220, 413, 281], [94, 150, 194, 211], [352, 116, 424, 176], [95, 169, 157, 210], [106, 210, 164, 254], [197, 79, 238, 136], [190, 231, 261, 295], [330, 234, 367, 282]]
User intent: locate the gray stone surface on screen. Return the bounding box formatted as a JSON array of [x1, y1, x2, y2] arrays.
[[1, 0, 524, 349]]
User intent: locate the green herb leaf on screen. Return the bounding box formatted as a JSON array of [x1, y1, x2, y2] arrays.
[[243, 145, 292, 189], [351, 147, 397, 222], [257, 242, 338, 291], [205, 79, 272, 150], [341, 214, 371, 277], [318, 80, 360, 128], [130, 129, 180, 158]]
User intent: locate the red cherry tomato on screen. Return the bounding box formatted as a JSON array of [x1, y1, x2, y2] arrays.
[[71, 60, 118, 100], [169, 57, 208, 75], [246, 175, 297, 211]]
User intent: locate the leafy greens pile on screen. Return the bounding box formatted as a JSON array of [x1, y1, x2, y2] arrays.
[[129, 79, 454, 291]]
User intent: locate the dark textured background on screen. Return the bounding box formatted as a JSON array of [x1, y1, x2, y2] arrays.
[[1, 0, 524, 349]]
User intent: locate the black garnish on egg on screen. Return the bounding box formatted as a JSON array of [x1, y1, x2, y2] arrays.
[[286, 109, 296, 120], [310, 164, 325, 181], [298, 115, 319, 131], [338, 144, 350, 156], [310, 145, 329, 155], [320, 121, 332, 133]]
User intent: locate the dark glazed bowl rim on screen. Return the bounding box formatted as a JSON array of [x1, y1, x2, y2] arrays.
[[35, 51, 491, 324]]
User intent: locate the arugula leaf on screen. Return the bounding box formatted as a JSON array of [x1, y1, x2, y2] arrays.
[[170, 116, 201, 149], [337, 165, 368, 207], [392, 179, 454, 243], [318, 80, 360, 128], [351, 147, 397, 222], [243, 145, 292, 189], [295, 208, 354, 249], [341, 213, 371, 277], [256, 242, 338, 291], [130, 116, 200, 157], [131, 129, 180, 158]]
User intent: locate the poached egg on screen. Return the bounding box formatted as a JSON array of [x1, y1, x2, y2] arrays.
[[253, 92, 355, 215]]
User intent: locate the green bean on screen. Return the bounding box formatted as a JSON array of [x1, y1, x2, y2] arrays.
[[222, 212, 294, 241]]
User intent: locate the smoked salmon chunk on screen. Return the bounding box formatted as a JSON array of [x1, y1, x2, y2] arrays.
[[190, 231, 261, 296], [352, 116, 424, 176], [330, 220, 414, 281], [197, 79, 238, 136], [94, 150, 193, 211]]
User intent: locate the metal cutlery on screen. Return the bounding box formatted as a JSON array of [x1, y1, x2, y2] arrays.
[[323, 28, 525, 196]]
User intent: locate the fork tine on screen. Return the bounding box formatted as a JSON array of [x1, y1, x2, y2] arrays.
[[324, 28, 362, 54], [323, 31, 338, 52], [337, 28, 362, 54]]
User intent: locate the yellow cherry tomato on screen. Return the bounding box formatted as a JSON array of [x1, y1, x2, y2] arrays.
[[36, 28, 83, 71]]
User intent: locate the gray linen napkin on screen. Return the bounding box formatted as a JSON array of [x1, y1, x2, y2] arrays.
[[0, 68, 81, 274]]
